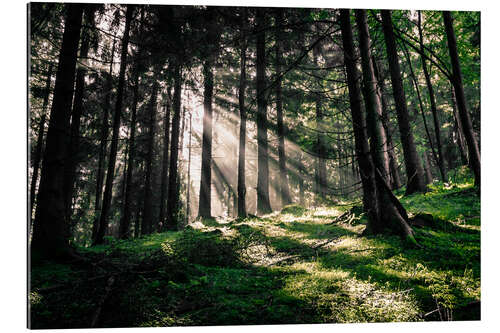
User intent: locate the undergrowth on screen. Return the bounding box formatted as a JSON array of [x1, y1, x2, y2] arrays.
[[29, 174, 480, 328]]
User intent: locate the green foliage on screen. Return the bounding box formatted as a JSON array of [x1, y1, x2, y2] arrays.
[[30, 177, 480, 327]]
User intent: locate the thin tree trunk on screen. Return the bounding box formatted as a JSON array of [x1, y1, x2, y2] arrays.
[[312, 40, 328, 199], [198, 59, 214, 218], [256, 8, 272, 215], [443, 11, 481, 189], [93, 38, 116, 242], [30, 63, 53, 221], [158, 93, 171, 230], [381, 10, 427, 195], [275, 8, 291, 207], [94, 4, 134, 245], [372, 57, 402, 190], [450, 88, 469, 166], [400, 41, 437, 186], [418, 11, 447, 182], [142, 66, 161, 235], [186, 112, 192, 224], [165, 62, 183, 230], [31, 4, 84, 259], [237, 8, 248, 218], [119, 9, 144, 239]]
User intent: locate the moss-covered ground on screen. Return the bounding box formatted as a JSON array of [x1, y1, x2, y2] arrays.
[[29, 176, 480, 328]]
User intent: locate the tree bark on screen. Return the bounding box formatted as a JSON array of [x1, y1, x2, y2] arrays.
[[381, 10, 427, 195], [372, 57, 402, 190], [422, 150, 434, 184], [418, 11, 447, 182], [31, 4, 84, 259], [312, 37, 328, 200], [340, 9, 379, 227], [64, 9, 93, 226], [94, 4, 134, 245], [119, 9, 144, 239], [275, 8, 292, 207], [141, 65, 161, 235], [93, 38, 116, 242], [450, 88, 469, 166], [237, 8, 248, 218], [344, 9, 415, 242], [158, 92, 171, 230], [30, 63, 53, 221], [165, 62, 183, 230], [256, 8, 272, 215], [443, 11, 481, 189], [198, 59, 214, 218], [355, 10, 390, 186], [400, 40, 437, 186]]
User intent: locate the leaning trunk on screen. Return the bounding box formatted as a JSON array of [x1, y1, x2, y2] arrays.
[[30, 63, 53, 221]]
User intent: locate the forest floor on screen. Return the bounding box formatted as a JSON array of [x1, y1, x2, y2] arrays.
[[29, 172, 480, 328]]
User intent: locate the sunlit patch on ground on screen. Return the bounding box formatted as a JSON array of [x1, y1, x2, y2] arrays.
[[30, 179, 480, 328]]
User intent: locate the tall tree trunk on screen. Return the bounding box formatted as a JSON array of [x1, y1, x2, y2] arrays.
[[418, 11, 447, 182], [165, 62, 183, 230], [118, 80, 139, 239], [355, 10, 391, 187], [142, 66, 161, 235], [275, 8, 291, 207], [30, 63, 53, 221], [381, 10, 427, 195], [400, 41, 437, 186], [31, 4, 84, 259], [443, 11, 481, 189], [340, 9, 379, 228], [93, 38, 116, 242], [422, 150, 433, 184], [186, 113, 193, 224], [372, 57, 402, 190], [64, 9, 93, 225], [312, 39, 328, 199], [198, 59, 214, 218], [94, 4, 134, 245], [255, 8, 272, 215], [450, 88, 469, 166], [237, 8, 248, 218], [119, 9, 144, 239], [158, 93, 171, 230], [345, 9, 415, 242]]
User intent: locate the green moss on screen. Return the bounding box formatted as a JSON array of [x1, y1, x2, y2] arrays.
[[30, 176, 480, 328]]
